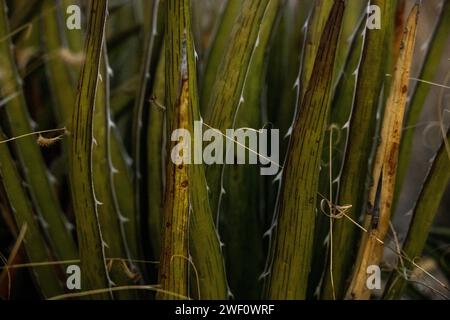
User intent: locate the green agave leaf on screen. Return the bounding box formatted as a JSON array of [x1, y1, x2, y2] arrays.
[[267, 0, 310, 144], [204, 0, 270, 217], [299, 0, 333, 100], [384, 128, 450, 298], [131, 0, 164, 259], [106, 0, 141, 87], [41, 0, 140, 265], [0, 129, 63, 298], [109, 129, 139, 260], [91, 49, 137, 299], [200, 0, 241, 112], [68, 0, 111, 299], [110, 74, 139, 118], [157, 0, 227, 300], [41, 0, 78, 125], [265, 1, 311, 235], [309, 15, 366, 299], [147, 44, 165, 259], [265, 0, 345, 300], [333, 0, 367, 80], [322, 0, 396, 299], [0, 0, 77, 262], [220, 0, 282, 300]]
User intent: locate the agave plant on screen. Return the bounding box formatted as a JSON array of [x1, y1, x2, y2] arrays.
[[0, 0, 449, 301]]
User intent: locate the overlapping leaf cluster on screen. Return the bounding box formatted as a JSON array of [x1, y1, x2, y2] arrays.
[[0, 0, 449, 300]]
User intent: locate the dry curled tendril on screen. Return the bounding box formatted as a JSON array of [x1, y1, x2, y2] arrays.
[[320, 197, 352, 219]]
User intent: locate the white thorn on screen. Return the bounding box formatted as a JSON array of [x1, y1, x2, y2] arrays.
[[111, 166, 119, 174], [293, 77, 300, 89], [255, 32, 260, 48], [273, 171, 283, 184], [284, 126, 293, 138], [342, 120, 350, 129], [323, 233, 330, 246]]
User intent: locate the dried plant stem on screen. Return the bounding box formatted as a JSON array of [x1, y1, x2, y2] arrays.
[[346, 4, 420, 299]]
